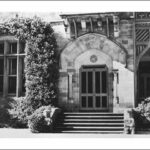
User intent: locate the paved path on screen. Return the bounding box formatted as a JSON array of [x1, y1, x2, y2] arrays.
[[0, 128, 150, 138]]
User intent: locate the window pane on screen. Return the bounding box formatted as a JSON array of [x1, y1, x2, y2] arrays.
[[22, 58, 26, 94], [20, 42, 25, 53], [102, 71, 107, 93], [0, 59, 4, 75], [9, 58, 17, 75], [88, 96, 93, 107], [95, 71, 100, 93], [0, 43, 4, 54], [88, 72, 93, 93], [22, 75, 26, 93], [81, 72, 86, 93], [10, 43, 17, 54], [81, 96, 86, 108], [96, 96, 101, 108], [0, 76, 3, 92], [102, 96, 107, 108], [8, 77, 16, 93]]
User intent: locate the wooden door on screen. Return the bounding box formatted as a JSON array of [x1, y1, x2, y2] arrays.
[[80, 65, 108, 111]]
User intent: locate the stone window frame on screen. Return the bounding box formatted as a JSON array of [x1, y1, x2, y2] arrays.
[[0, 36, 25, 97]]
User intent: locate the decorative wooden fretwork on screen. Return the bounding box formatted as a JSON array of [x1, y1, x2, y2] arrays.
[[136, 44, 147, 56], [135, 12, 150, 21], [135, 12, 150, 58], [136, 29, 150, 42]]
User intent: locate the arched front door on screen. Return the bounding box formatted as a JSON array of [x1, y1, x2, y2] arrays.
[[80, 65, 108, 111]]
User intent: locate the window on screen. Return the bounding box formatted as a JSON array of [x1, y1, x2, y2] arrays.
[[0, 42, 4, 54], [8, 58, 17, 94], [0, 58, 4, 93], [0, 38, 25, 97], [9, 42, 17, 54]]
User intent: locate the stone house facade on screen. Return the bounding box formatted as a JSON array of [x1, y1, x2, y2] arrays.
[[58, 12, 150, 113], [0, 12, 150, 114]]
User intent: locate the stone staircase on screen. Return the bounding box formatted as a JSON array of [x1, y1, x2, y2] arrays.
[[54, 112, 124, 134]]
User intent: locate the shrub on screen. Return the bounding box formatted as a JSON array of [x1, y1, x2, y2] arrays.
[[28, 105, 53, 133], [133, 97, 150, 129], [9, 97, 33, 128], [0, 97, 13, 128], [0, 17, 59, 127]]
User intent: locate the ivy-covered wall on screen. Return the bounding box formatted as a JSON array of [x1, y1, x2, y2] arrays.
[[0, 17, 59, 127]]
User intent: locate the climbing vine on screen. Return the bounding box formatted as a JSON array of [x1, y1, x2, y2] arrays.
[[0, 17, 59, 111]]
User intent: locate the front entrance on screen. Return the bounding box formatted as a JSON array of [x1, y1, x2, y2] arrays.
[[137, 61, 150, 103], [80, 65, 108, 111]]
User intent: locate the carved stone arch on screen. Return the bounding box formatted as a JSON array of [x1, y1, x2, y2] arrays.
[[60, 33, 127, 70]]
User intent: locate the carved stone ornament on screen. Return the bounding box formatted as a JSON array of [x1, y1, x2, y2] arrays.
[[90, 55, 98, 63]]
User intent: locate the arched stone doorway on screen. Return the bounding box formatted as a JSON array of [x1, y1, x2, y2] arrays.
[[136, 47, 150, 104], [59, 33, 127, 112]]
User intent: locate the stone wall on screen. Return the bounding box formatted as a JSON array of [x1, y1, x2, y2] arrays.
[[117, 19, 134, 71], [59, 33, 129, 112]]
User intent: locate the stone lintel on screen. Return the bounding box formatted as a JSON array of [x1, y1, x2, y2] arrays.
[[67, 68, 75, 73]]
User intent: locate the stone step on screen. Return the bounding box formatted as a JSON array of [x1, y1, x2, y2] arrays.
[[59, 122, 124, 126], [64, 112, 124, 116], [56, 126, 124, 130], [63, 115, 124, 119], [62, 119, 124, 122], [56, 130, 124, 134], [55, 112, 124, 134]]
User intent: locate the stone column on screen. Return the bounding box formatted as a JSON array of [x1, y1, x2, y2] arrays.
[[81, 20, 86, 32], [67, 69, 75, 111], [64, 18, 71, 39], [113, 70, 119, 113], [73, 19, 77, 38], [106, 16, 109, 37], [68, 72, 73, 100], [113, 15, 119, 37]]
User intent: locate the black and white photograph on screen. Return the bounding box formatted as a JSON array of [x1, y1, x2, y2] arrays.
[[0, 1, 150, 149]]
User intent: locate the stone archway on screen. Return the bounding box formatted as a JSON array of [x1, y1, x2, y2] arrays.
[[58, 33, 127, 112], [60, 33, 127, 70]]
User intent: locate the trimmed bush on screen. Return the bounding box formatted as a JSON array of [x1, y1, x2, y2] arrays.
[[133, 97, 150, 129], [9, 97, 33, 128], [28, 106, 52, 133], [0, 97, 13, 128]]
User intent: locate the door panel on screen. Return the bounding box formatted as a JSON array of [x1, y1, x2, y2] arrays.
[[88, 72, 93, 93], [80, 66, 108, 110], [95, 96, 101, 108], [102, 71, 107, 93], [81, 72, 86, 93], [95, 71, 100, 94]]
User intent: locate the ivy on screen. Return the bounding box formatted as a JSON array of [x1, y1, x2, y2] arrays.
[[0, 17, 59, 111]]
